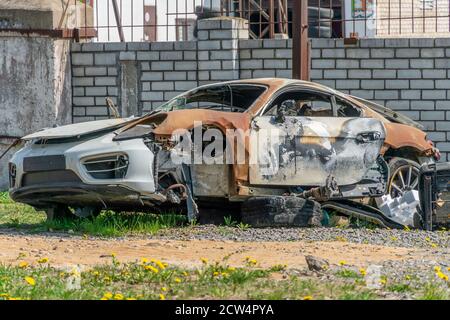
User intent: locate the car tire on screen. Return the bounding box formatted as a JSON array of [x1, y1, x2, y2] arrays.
[[387, 157, 421, 199], [241, 196, 322, 227], [45, 205, 75, 221]]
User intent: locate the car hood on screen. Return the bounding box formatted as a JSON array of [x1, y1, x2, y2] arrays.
[[21, 118, 132, 141]]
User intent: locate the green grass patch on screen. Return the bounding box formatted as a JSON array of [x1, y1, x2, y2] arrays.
[[0, 191, 186, 236], [0, 258, 447, 300], [387, 283, 412, 293], [419, 283, 450, 300], [335, 268, 363, 279]]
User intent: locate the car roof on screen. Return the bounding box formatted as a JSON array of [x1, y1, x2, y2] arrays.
[[219, 78, 338, 93]]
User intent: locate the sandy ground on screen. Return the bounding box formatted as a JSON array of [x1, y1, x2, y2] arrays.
[[0, 232, 432, 269]]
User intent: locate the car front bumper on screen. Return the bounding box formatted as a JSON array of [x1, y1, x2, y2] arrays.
[[8, 132, 161, 209]]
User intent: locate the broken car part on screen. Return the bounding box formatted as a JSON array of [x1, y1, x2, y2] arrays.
[[419, 162, 450, 230]]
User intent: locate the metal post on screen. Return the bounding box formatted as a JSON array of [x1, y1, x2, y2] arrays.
[[269, 0, 275, 38], [292, 0, 309, 80], [111, 0, 125, 42]]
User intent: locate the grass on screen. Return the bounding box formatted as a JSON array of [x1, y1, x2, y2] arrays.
[[1, 257, 447, 300], [0, 191, 187, 236]]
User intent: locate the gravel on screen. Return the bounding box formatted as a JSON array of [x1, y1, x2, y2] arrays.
[[155, 225, 450, 249]]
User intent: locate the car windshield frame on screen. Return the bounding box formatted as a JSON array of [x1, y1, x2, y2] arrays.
[[152, 83, 268, 113]]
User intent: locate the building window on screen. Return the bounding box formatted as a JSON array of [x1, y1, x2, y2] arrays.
[[419, 0, 436, 10], [175, 18, 196, 41]]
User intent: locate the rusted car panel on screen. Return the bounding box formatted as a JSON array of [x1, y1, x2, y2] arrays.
[[248, 117, 386, 186], [383, 123, 434, 156]]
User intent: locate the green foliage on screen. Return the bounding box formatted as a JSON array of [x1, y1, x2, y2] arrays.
[[0, 192, 186, 236]]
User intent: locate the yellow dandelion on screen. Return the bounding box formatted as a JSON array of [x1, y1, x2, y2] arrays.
[[141, 258, 149, 264], [114, 293, 124, 300], [213, 271, 220, 277], [425, 237, 431, 242], [434, 266, 442, 273], [92, 271, 100, 276], [339, 260, 346, 266], [126, 297, 137, 300], [405, 275, 411, 280], [183, 271, 189, 277], [103, 292, 113, 299], [18, 261, 28, 269], [161, 287, 167, 292], [248, 259, 257, 265], [431, 243, 438, 248], [200, 257, 209, 264], [144, 265, 159, 273], [174, 277, 182, 283], [111, 252, 116, 258], [379, 279, 387, 285], [221, 272, 229, 277], [37, 257, 49, 264], [359, 268, 367, 276], [24, 276, 35, 286], [303, 296, 313, 300], [228, 267, 236, 272], [159, 294, 166, 300], [155, 260, 166, 270], [436, 271, 449, 281], [103, 276, 111, 282]]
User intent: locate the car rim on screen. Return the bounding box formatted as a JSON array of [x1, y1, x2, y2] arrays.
[[389, 165, 420, 198]]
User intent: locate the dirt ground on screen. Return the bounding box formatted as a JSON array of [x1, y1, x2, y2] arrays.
[[0, 232, 433, 269]]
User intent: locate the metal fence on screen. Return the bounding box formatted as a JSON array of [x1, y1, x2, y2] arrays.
[[1, 0, 450, 41]]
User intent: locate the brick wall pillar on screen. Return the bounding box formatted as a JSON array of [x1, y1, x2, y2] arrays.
[[196, 17, 249, 85]]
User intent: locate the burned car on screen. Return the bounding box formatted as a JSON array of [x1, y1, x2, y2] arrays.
[[8, 79, 445, 229]]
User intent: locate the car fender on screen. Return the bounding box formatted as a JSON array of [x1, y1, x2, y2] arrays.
[[383, 122, 434, 155]]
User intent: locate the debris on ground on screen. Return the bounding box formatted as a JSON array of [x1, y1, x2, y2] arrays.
[[305, 255, 329, 272]]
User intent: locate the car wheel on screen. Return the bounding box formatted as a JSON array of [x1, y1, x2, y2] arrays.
[[387, 157, 421, 198], [241, 196, 322, 228], [45, 205, 75, 221]]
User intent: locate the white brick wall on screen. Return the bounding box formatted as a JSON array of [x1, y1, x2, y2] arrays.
[[311, 38, 450, 160]]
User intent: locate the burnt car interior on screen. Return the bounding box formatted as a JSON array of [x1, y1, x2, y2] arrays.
[[264, 90, 334, 117], [264, 89, 362, 118], [156, 84, 267, 113]]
